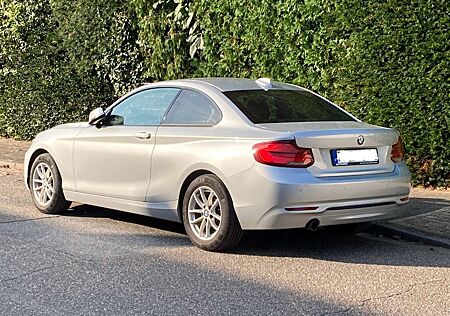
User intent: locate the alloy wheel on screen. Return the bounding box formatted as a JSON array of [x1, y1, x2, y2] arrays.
[[188, 186, 222, 240], [32, 162, 54, 206]]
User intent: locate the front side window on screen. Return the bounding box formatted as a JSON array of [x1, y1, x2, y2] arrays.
[[163, 89, 221, 125], [224, 90, 355, 123], [107, 88, 180, 126]]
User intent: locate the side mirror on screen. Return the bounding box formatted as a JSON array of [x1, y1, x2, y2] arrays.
[[88, 107, 105, 125]]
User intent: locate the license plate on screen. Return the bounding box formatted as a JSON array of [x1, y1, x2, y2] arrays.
[[331, 148, 379, 166]]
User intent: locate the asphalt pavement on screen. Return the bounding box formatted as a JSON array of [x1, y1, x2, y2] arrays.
[[0, 169, 449, 315]]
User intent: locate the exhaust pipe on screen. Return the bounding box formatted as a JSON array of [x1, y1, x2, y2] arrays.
[[305, 219, 320, 232]]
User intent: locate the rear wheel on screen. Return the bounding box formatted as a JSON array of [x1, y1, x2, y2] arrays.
[[182, 174, 243, 251], [29, 153, 71, 214]]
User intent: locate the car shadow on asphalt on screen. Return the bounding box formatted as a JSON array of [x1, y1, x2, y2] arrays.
[[67, 203, 186, 235], [64, 199, 450, 267]]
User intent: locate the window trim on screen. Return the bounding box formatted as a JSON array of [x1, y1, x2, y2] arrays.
[[103, 87, 182, 127], [160, 88, 223, 127]]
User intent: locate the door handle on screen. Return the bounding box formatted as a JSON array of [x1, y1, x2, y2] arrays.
[[134, 132, 152, 140]]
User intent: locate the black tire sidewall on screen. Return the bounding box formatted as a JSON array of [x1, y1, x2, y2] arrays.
[[182, 175, 236, 251]]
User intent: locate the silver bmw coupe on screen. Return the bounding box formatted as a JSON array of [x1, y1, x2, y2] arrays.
[[25, 78, 411, 250]]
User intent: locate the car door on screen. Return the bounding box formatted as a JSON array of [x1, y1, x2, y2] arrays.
[[73, 87, 180, 201], [147, 89, 223, 203]]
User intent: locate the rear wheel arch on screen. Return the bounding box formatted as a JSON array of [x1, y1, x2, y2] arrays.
[[179, 172, 243, 251], [177, 170, 234, 221]]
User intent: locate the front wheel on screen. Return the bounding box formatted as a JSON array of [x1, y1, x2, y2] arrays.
[[29, 153, 71, 214], [182, 174, 243, 251]]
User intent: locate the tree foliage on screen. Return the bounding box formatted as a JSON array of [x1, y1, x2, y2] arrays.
[[0, 0, 448, 186]]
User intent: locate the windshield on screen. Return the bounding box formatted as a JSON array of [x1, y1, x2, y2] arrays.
[[223, 90, 355, 123]]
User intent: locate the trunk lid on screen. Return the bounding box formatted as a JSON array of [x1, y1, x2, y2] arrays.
[[257, 122, 399, 177]]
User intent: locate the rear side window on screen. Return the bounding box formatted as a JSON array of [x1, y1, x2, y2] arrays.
[[163, 90, 221, 125], [224, 90, 355, 123]]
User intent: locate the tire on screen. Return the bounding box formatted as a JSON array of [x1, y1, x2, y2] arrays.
[[182, 174, 243, 251], [29, 153, 71, 214]]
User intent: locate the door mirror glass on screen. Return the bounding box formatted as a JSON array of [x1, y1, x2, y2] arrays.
[[88, 107, 105, 125]]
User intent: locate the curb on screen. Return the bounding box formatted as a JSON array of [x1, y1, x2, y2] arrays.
[[0, 161, 24, 171], [367, 223, 450, 249]]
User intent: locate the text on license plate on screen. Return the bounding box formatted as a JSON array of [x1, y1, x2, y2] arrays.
[[331, 148, 379, 166]]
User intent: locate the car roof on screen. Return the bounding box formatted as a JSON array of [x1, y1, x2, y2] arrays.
[[142, 78, 303, 92]]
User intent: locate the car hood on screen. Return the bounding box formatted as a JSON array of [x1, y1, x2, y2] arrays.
[[52, 122, 88, 129]]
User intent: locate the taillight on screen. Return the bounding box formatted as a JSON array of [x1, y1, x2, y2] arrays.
[[252, 140, 314, 168], [391, 136, 405, 163]]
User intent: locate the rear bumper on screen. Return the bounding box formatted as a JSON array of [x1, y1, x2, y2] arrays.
[[251, 198, 408, 230], [225, 162, 411, 230]]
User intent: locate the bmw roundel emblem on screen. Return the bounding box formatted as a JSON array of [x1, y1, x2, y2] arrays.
[[357, 135, 365, 145]]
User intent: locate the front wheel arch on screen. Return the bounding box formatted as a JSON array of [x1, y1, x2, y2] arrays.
[[27, 148, 50, 189], [29, 152, 71, 214]]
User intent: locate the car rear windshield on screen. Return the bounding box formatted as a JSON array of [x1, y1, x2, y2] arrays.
[[223, 89, 355, 123]]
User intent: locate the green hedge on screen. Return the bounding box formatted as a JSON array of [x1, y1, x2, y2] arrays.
[[0, 0, 448, 187], [0, 0, 113, 138]]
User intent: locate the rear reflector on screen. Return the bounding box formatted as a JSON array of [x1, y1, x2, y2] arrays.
[[391, 136, 405, 163], [285, 206, 318, 211], [253, 140, 314, 168]]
